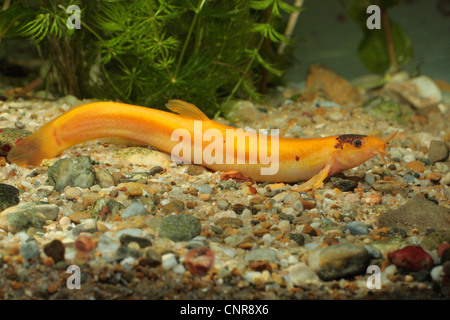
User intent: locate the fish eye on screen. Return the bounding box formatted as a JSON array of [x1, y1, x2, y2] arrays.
[[353, 139, 362, 148]]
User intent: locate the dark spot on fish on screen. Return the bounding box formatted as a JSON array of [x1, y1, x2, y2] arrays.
[[334, 134, 366, 150], [295, 155, 299, 161]]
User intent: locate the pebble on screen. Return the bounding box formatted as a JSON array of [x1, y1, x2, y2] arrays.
[[43, 240, 65, 262], [59, 216, 72, 230], [65, 187, 82, 200], [439, 172, 450, 186], [89, 198, 124, 220], [307, 244, 370, 281], [278, 220, 291, 234], [184, 247, 215, 276], [69, 211, 92, 224], [121, 202, 147, 220], [262, 233, 274, 245], [144, 247, 162, 267], [161, 253, 178, 270], [342, 221, 369, 235], [386, 75, 442, 108], [199, 193, 211, 201], [119, 233, 152, 248], [97, 234, 121, 259], [159, 214, 202, 241], [388, 245, 434, 271], [173, 264, 186, 274], [148, 166, 164, 176], [244, 248, 278, 264], [244, 271, 262, 284], [0, 203, 59, 233], [293, 200, 304, 212], [216, 200, 229, 211], [227, 100, 261, 122], [443, 261, 450, 277], [403, 154, 416, 163], [20, 239, 40, 260], [289, 233, 305, 246], [288, 263, 321, 287], [198, 184, 212, 194], [0, 183, 19, 211], [162, 200, 185, 214], [428, 140, 449, 163], [185, 165, 206, 176], [72, 219, 97, 236], [430, 266, 444, 282], [330, 177, 358, 191], [96, 169, 116, 188], [186, 236, 208, 249], [35, 186, 54, 198], [74, 235, 95, 254], [120, 257, 136, 270], [377, 196, 450, 234], [47, 156, 96, 191]]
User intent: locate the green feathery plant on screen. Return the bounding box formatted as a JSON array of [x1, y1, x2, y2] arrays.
[[0, 0, 302, 118]]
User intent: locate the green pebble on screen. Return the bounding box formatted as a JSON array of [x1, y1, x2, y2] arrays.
[[159, 214, 202, 242]]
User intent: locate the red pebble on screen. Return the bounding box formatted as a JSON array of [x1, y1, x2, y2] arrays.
[[184, 246, 215, 276], [75, 235, 95, 254], [438, 243, 450, 257], [388, 245, 434, 272]]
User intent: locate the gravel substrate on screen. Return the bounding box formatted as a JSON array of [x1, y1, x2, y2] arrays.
[[0, 85, 449, 300]]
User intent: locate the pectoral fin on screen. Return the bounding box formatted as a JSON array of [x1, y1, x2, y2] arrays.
[[291, 163, 331, 192]]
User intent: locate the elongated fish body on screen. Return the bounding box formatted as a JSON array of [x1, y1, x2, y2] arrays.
[[7, 100, 396, 190]]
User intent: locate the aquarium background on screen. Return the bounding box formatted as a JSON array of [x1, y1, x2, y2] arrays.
[[286, 0, 450, 84]]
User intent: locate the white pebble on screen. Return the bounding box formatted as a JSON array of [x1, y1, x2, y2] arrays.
[[304, 242, 319, 251], [120, 257, 136, 270], [260, 270, 272, 283], [288, 255, 298, 265], [262, 233, 273, 245], [90, 185, 102, 192], [279, 258, 289, 267], [59, 216, 72, 230], [244, 271, 261, 284], [430, 266, 444, 282], [403, 153, 416, 162], [173, 264, 186, 274], [221, 247, 236, 258], [278, 220, 291, 234], [310, 222, 321, 229], [288, 263, 321, 287], [213, 210, 237, 221], [384, 264, 397, 276], [162, 253, 178, 270], [293, 200, 304, 212], [20, 181, 34, 190]]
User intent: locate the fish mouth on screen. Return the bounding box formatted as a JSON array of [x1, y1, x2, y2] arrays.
[[377, 129, 399, 165]]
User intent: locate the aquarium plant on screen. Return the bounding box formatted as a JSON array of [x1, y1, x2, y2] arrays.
[[0, 0, 302, 117]]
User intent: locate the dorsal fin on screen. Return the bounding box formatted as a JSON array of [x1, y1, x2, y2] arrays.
[[165, 99, 210, 121]]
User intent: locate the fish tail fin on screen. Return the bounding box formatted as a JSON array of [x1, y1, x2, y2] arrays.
[[7, 123, 57, 166]]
